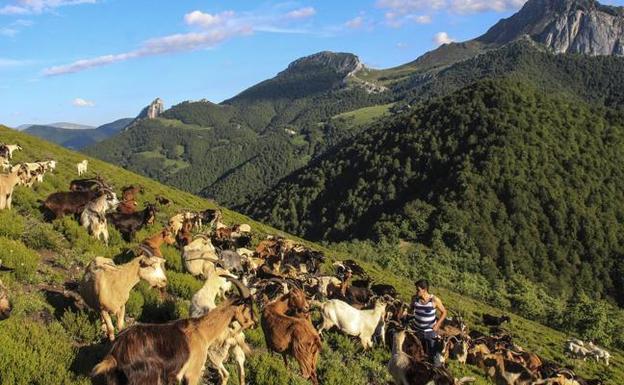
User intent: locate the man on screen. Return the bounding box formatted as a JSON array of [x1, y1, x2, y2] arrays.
[[409, 279, 447, 366]]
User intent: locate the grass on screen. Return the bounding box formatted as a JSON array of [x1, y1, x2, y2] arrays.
[[0, 124, 621, 384], [333, 103, 394, 127]]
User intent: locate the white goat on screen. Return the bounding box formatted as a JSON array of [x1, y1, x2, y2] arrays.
[[190, 264, 234, 316], [317, 299, 387, 349], [77, 159, 88, 176], [80, 191, 119, 244], [586, 341, 610, 366], [183, 235, 219, 278], [3, 144, 21, 159]]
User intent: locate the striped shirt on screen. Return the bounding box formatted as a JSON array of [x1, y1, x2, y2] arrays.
[[412, 295, 437, 331]]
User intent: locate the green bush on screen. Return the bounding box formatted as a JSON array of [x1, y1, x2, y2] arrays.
[[126, 289, 145, 319], [0, 237, 40, 282], [162, 244, 183, 272], [0, 210, 25, 240], [0, 317, 88, 385], [22, 220, 66, 252], [60, 310, 102, 344], [167, 271, 202, 300]]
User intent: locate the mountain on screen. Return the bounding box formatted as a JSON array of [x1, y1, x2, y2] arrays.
[[16, 122, 94, 131], [85, 51, 390, 206], [246, 79, 624, 308], [23, 118, 132, 149], [478, 0, 624, 56], [1, 124, 622, 384]]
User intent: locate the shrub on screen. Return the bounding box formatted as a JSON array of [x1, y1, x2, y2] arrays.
[[22, 220, 66, 252], [60, 310, 102, 344], [0, 317, 88, 385], [0, 210, 25, 240], [167, 271, 202, 300], [126, 290, 145, 318], [0, 237, 40, 282], [162, 244, 183, 272]]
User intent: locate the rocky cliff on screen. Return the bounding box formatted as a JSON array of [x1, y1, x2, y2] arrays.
[[478, 0, 624, 56]]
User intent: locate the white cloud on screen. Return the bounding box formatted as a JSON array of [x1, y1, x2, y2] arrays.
[[42, 6, 323, 76], [184, 10, 235, 28], [450, 0, 525, 13], [1, 19, 34, 37], [433, 31, 454, 45], [285, 6, 316, 19], [396, 42, 408, 48], [410, 14, 432, 24], [345, 16, 364, 29], [0, 0, 96, 15], [377, 0, 525, 15], [72, 97, 95, 107]]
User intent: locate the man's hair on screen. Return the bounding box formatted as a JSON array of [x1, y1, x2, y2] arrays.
[[415, 279, 429, 291]]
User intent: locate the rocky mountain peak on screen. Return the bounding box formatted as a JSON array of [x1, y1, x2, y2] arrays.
[[281, 51, 363, 76], [140, 98, 164, 119], [478, 0, 624, 56]]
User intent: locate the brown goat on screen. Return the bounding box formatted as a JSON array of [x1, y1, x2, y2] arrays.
[[0, 277, 11, 320], [92, 278, 255, 385], [261, 287, 321, 385], [141, 227, 176, 258], [117, 199, 138, 214]]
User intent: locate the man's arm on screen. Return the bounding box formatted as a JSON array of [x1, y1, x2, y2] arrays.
[[432, 297, 447, 331]]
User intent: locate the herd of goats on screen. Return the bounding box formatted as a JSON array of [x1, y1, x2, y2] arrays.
[[0, 142, 614, 385]]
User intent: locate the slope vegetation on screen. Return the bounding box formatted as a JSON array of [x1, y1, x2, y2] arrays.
[[246, 79, 624, 316], [2, 125, 623, 384]]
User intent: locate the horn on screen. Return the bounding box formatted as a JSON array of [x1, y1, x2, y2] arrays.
[[285, 278, 302, 290], [221, 275, 251, 299]]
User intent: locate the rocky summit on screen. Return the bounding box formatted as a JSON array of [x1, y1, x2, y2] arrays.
[[478, 0, 624, 56]]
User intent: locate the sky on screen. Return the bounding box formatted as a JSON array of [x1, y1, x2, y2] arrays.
[[1, 0, 624, 127]]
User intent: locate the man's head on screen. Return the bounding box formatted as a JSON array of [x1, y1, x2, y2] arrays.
[[415, 279, 429, 298]]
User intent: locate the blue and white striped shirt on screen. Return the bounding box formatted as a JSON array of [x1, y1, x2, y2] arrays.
[[412, 295, 437, 331]]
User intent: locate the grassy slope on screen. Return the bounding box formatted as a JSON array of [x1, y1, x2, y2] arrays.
[[333, 104, 394, 127], [0, 125, 621, 385]]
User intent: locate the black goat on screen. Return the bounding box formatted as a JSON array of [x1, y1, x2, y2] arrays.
[[482, 313, 510, 327], [107, 204, 157, 241]]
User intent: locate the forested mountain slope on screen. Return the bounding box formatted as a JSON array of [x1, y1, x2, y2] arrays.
[[2, 125, 623, 385], [246, 79, 624, 309]]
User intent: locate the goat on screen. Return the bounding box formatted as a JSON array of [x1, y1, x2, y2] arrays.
[[0, 276, 11, 320], [79, 253, 167, 341], [76, 159, 88, 176], [316, 298, 387, 349], [92, 278, 255, 385], [107, 204, 157, 241], [117, 198, 138, 214], [389, 330, 475, 385], [261, 287, 321, 385], [176, 218, 194, 248], [482, 353, 536, 385], [183, 235, 219, 278], [80, 190, 119, 244], [205, 322, 251, 385], [69, 176, 108, 192], [42, 189, 101, 219], [0, 166, 29, 210], [2, 144, 21, 159], [482, 313, 510, 327], [190, 264, 235, 317], [121, 184, 143, 201], [141, 227, 176, 258], [585, 341, 610, 366]]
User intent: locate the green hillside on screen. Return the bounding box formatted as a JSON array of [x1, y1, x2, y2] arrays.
[[85, 52, 391, 206], [2, 125, 622, 384], [23, 119, 132, 150], [245, 79, 624, 337]]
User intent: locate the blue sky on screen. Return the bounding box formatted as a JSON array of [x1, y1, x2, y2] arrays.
[[1, 0, 623, 127]]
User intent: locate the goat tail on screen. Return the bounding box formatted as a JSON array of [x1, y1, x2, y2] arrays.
[[91, 355, 117, 377], [456, 376, 476, 384]]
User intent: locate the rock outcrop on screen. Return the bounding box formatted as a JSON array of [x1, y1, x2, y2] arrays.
[[478, 0, 624, 56]]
